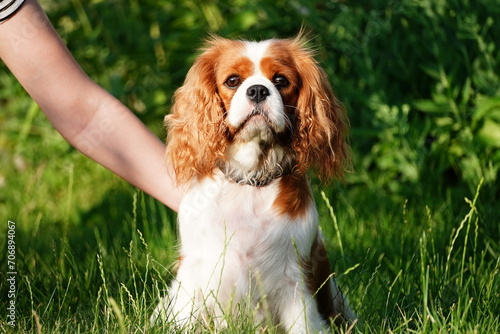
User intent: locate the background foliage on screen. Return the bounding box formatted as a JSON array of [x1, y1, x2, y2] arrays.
[[1, 0, 499, 333]]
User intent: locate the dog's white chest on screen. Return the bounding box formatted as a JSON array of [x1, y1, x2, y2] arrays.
[[177, 173, 317, 270]]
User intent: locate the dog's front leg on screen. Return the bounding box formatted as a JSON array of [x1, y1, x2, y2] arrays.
[[276, 282, 327, 334], [150, 278, 201, 331]]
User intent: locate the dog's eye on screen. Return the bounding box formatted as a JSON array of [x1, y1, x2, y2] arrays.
[[225, 75, 242, 89], [273, 75, 289, 88]]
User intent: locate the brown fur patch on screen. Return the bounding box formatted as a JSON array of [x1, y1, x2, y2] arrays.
[[303, 235, 348, 327], [272, 175, 312, 218]]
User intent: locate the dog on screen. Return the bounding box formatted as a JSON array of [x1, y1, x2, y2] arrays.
[[151, 34, 356, 333]]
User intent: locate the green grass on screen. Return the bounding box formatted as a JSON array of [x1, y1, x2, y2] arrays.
[[1, 0, 499, 333], [1, 166, 498, 333]]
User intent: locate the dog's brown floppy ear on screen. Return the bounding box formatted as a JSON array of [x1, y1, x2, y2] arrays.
[[165, 38, 229, 185], [289, 36, 349, 182]]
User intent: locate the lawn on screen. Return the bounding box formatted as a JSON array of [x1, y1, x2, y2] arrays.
[[1, 0, 499, 333]]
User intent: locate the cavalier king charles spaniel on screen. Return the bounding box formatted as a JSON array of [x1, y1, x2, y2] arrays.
[[151, 34, 356, 333]]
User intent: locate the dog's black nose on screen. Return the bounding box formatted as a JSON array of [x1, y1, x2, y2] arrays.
[[246, 85, 270, 103]]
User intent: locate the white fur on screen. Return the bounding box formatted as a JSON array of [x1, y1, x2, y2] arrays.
[[232, 141, 262, 171], [244, 40, 273, 75], [151, 172, 329, 333]]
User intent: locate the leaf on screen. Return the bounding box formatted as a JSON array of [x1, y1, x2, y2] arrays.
[[476, 119, 500, 147], [473, 95, 500, 124], [413, 99, 450, 113], [420, 64, 441, 80]]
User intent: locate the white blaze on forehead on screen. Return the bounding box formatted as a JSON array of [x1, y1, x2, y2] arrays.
[[243, 40, 273, 74]]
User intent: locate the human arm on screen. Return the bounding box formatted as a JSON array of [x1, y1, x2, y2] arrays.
[[0, 0, 183, 211]]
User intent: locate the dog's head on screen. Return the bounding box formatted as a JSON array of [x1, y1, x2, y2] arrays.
[[166, 35, 348, 186]]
